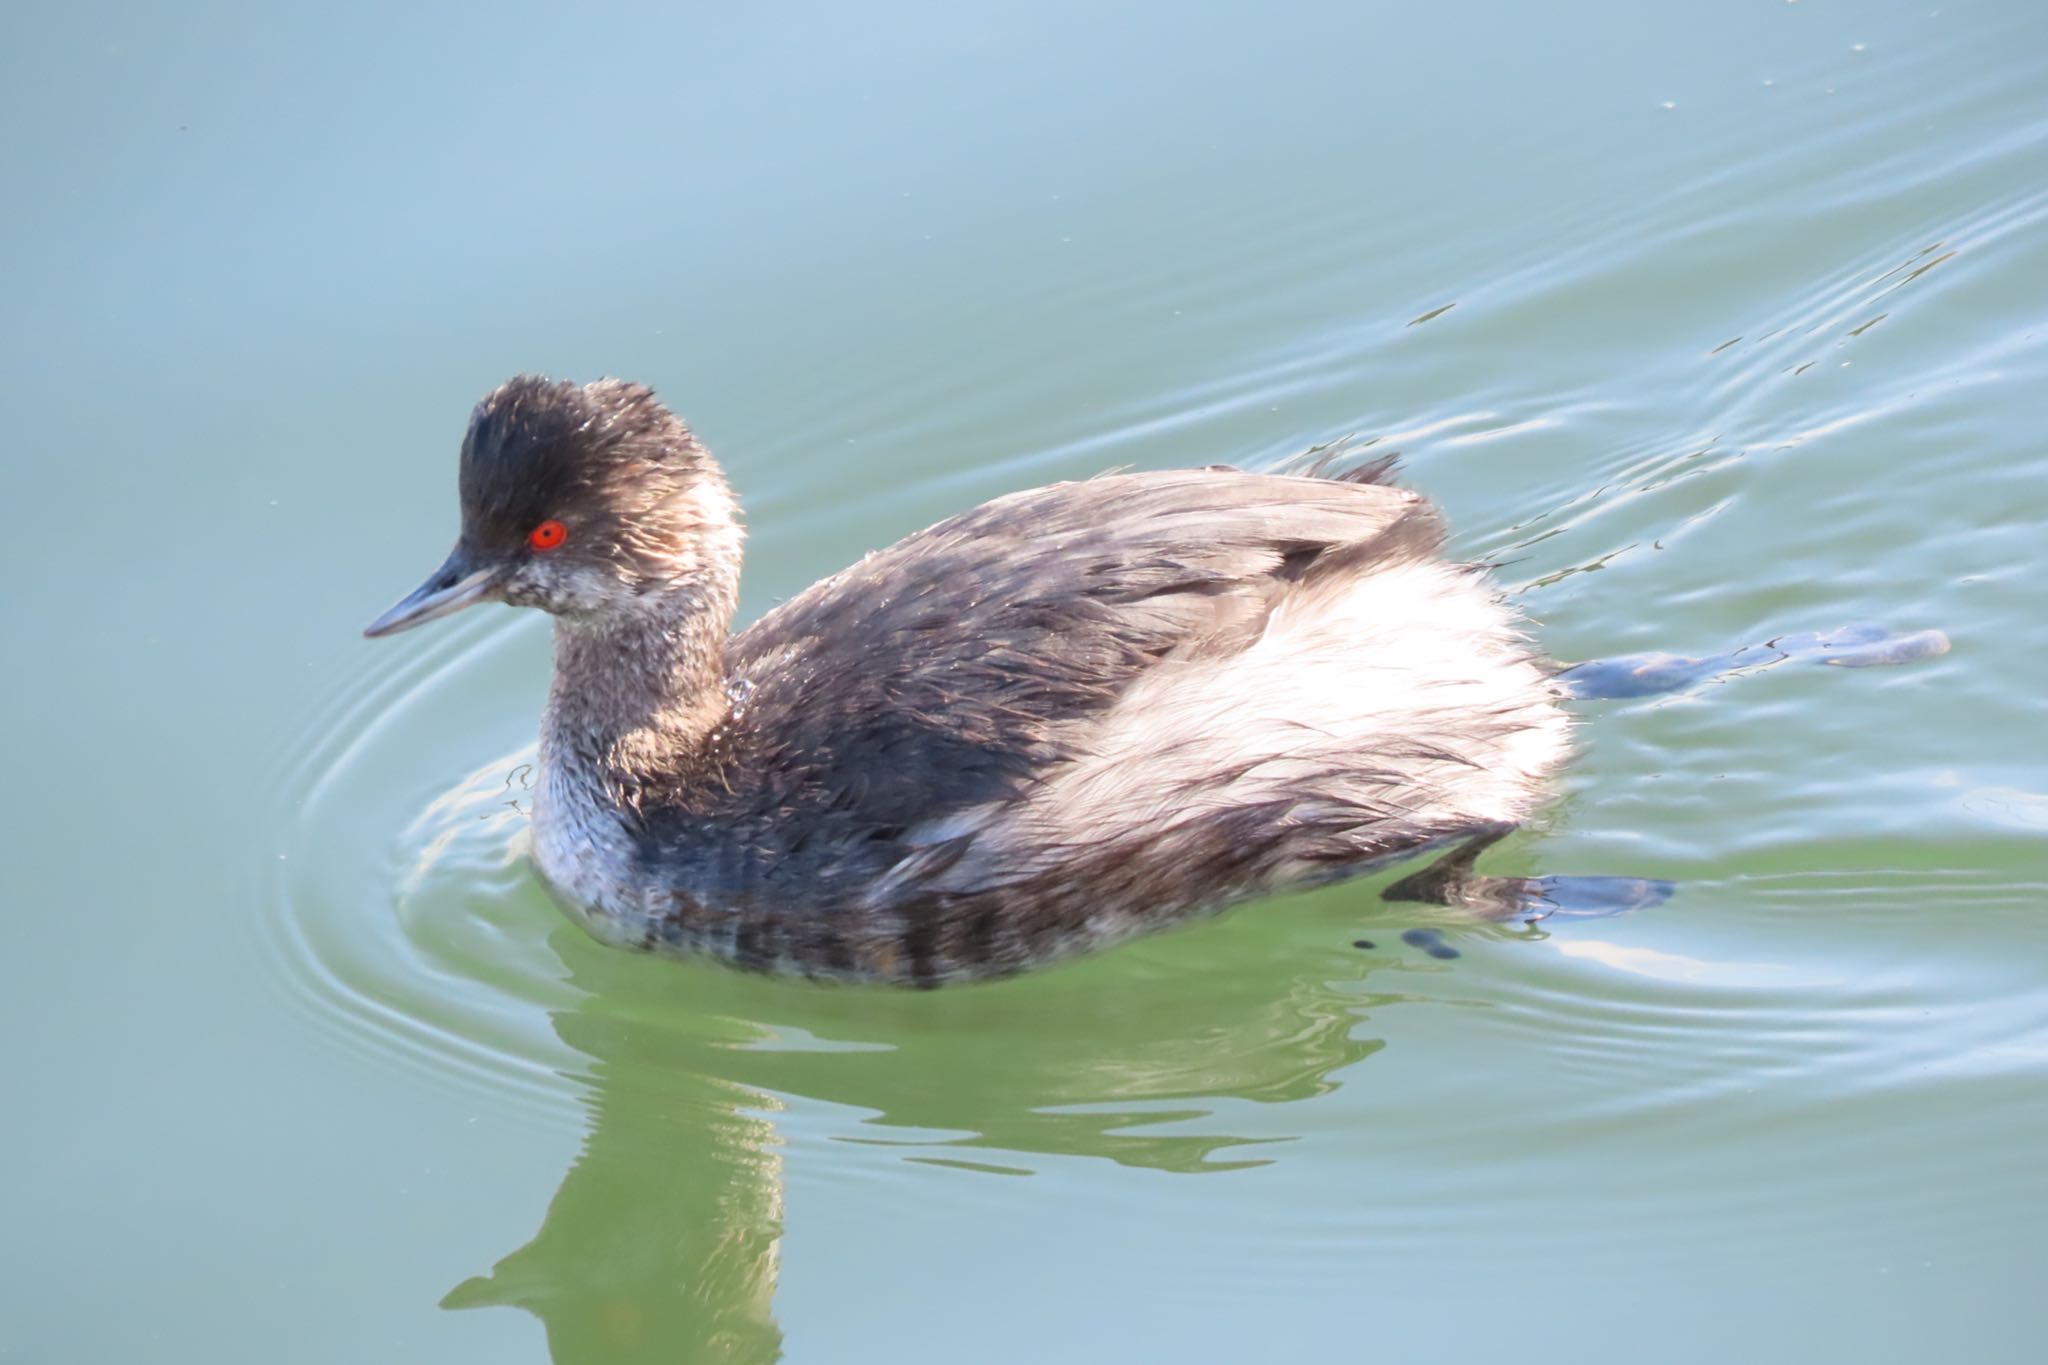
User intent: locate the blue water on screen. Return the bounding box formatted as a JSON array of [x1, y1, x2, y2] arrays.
[[5, 1, 2046, 1361]]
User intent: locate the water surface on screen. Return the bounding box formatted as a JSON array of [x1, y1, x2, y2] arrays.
[[5, 1, 2047, 1361]]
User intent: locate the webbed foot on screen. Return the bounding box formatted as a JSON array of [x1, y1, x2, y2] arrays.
[[1558, 623, 1949, 700], [1509, 873, 1676, 920]]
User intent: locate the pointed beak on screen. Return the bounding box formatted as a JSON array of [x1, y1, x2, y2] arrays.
[[363, 546, 502, 638]]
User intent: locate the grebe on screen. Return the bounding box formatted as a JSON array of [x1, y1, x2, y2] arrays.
[[366, 375, 1572, 985]]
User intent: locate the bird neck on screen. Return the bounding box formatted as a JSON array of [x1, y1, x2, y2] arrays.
[[541, 573, 740, 816]]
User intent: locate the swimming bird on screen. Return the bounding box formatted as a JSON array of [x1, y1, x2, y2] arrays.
[[365, 376, 1571, 985]]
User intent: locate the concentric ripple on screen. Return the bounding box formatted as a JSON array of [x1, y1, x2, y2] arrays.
[[261, 613, 588, 1126], [256, 12, 2048, 1296]]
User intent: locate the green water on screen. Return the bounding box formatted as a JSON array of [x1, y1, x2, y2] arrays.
[[6, 1, 2048, 1360]]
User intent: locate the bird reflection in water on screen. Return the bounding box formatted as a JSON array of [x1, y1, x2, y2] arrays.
[[441, 892, 1418, 1363]]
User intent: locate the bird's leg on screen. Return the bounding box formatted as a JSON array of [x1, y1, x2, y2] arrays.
[[1381, 825, 1528, 916]]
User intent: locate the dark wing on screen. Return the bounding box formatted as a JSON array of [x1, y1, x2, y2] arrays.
[[720, 468, 1436, 840]]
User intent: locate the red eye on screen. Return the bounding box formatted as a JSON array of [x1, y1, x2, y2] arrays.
[[528, 519, 567, 551]]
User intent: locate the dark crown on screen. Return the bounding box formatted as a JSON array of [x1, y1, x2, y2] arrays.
[[456, 375, 712, 554]]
